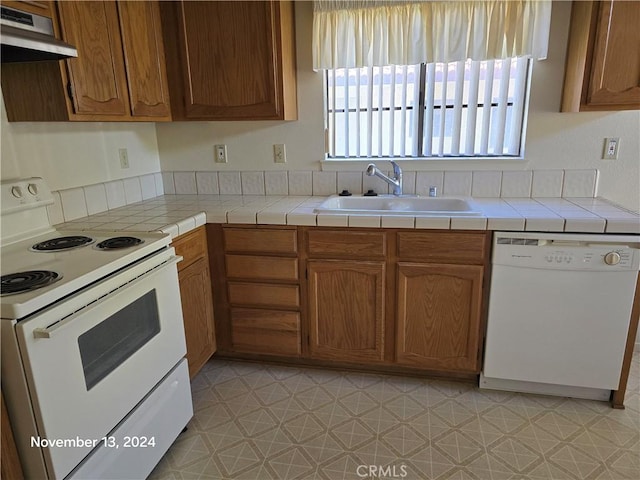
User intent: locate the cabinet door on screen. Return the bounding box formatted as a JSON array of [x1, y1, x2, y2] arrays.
[[179, 257, 216, 378], [57, 1, 129, 116], [587, 1, 640, 108], [307, 260, 385, 363], [173, 1, 283, 119], [396, 263, 483, 372], [117, 1, 171, 118]]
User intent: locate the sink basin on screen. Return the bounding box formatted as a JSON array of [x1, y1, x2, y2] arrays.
[[314, 195, 482, 216]]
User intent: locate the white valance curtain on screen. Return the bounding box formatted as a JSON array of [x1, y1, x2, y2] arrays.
[[312, 0, 552, 70]]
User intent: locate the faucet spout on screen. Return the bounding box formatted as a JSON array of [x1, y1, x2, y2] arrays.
[[365, 161, 403, 196]]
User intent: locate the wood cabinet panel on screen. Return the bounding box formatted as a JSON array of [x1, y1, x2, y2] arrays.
[[224, 227, 297, 254], [396, 263, 483, 372], [228, 282, 300, 309], [587, 1, 640, 107], [306, 230, 387, 259], [117, 1, 171, 118], [231, 308, 301, 356], [160, 0, 297, 120], [57, 1, 129, 116], [226, 254, 298, 281], [179, 257, 216, 378], [174, 226, 216, 378], [397, 231, 488, 264], [308, 260, 385, 362], [562, 0, 640, 111], [173, 226, 208, 271], [1, 0, 171, 121]]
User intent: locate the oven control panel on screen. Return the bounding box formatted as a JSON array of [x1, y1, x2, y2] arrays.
[[1, 177, 53, 214]]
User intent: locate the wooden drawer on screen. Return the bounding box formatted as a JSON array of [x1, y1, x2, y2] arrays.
[[306, 229, 387, 259], [173, 226, 207, 271], [224, 227, 297, 254], [225, 254, 298, 281], [231, 308, 301, 356], [397, 231, 488, 264], [228, 282, 300, 308]]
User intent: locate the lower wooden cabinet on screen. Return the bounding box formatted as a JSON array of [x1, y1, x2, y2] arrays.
[[230, 308, 301, 356], [173, 227, 216, 378], [396, 263, 484, 372], [307, 260, 386, 363], [217, 226, 302, 357], [213, 225, 489, 377]]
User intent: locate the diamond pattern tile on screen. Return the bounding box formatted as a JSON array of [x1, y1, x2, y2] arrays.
[[151, 353, 640, 479]]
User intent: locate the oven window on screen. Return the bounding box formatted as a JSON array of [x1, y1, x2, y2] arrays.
[[78, 290, 161, 390]]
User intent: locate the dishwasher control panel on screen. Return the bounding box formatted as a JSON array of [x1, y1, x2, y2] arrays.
[[493, 235, 639, 271]]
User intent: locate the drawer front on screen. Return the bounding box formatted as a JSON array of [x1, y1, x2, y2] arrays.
[[173, 227, 207, 271], [224, 227, 297, 254], [231, 308, 301, 356], [397, 232, 488, 264], [225, 254, 299, 281], [306, 230, 387, 259], [228, 282, 300, 308]]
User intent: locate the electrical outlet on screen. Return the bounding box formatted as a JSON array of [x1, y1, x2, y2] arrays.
[[119, 148, 130, 169], [602, 137, 620, 160], [214, 144, 228, 163], [273, 144, 286, 163]]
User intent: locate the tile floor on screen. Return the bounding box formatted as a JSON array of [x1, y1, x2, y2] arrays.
[[150, 353, 639, 480]]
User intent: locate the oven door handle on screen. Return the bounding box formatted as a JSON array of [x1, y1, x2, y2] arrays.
[[31, 255, 182, 339]]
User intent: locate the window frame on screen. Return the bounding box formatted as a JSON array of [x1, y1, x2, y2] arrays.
[[322, 58, 534, 163]]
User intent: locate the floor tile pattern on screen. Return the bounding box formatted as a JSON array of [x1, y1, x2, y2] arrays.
[[150, 353, 639, 479]]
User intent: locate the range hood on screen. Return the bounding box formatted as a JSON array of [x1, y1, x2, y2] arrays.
[[1, 6, 77, 63]]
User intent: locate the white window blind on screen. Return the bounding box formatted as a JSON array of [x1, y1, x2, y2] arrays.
[[325, 57, 531, 159]]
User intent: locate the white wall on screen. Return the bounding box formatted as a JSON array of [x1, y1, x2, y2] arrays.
[[0, 97, 162, 192], [0, 2, 637, 209], [156, 1, 640, 211]]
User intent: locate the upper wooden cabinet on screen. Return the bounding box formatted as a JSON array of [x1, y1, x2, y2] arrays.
[[1, 1, 171, 121], [562, 0, 640, 112], [160, 0, 297, 120]]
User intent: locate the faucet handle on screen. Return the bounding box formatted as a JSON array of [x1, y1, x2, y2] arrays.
[[429, 186, 438, 197], [388, 160, 402, 177]]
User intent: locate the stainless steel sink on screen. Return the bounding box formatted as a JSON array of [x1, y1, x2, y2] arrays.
[[314, 195, 482, 216]]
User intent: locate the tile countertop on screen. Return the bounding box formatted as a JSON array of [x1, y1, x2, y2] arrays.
[[57, 194, 640, 238]]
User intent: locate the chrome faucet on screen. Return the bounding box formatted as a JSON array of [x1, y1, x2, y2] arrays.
[[366, 161, 403, 196], [429, 186, 438, 197]]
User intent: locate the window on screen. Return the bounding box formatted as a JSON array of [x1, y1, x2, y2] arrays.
[[325, 57, 532, 159]]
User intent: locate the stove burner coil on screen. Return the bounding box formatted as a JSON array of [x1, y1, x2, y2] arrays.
[[0, 270, 61, 295], [32, 236, 94, 251], [96, 236, 144, 250]]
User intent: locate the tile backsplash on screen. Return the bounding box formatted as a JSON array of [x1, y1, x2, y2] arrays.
[[48, 169, 601, 225], [162, 169, 599, 200], [48, 173, 164, 225]]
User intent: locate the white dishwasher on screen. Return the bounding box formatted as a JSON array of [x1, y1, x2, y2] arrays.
[[481, 231, 640, 401]]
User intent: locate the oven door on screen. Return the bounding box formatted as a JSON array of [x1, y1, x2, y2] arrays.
[[16, 248, 187, 480]]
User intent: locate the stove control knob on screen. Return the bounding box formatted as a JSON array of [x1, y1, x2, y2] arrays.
[[11, 186, 23, 198], [604, 251, 621, 266], [27, 183, 39, 195]]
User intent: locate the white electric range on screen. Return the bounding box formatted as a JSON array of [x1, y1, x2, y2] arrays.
[[1, 177, 193, 479]]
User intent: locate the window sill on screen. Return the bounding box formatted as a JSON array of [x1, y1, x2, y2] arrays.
[[320, 156, 527, 171]]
